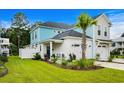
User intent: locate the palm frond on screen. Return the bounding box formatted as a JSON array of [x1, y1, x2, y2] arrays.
[[75, 13, 97, 31]]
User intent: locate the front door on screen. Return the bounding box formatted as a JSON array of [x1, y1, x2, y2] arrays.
[[47, 46, 50, 59]]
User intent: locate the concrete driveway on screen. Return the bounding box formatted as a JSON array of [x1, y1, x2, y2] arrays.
[[95, 61, 124, 70], [113, 58, 124, 63]]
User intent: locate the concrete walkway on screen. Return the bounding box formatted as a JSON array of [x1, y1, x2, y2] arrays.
[[95, 61, 124, 70]]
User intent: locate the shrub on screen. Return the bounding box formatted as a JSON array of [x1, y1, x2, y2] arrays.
[[108, 55, 114, 62], [0, 55, 8, 64], [69, 54, 73, 61], [62, 54, 65, 59], [68, 60, 79, 69], [33, 53, 41, 60], [51, 54, 56, 58], [56, 59, 62, 65], [69, 53, 76, 62], [61, 60, 68, 66], [50, 54, 58, 63], [78, 59, 94, 69], [96, 54, 100, 60], [72, 54, 76, 60], [51, 57, 58, 63], [72, 60, 78, 66]]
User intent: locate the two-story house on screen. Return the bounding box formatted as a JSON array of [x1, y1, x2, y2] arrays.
[[111, 33, 124, 55], [20, 13, 112, 61], [0, 38, 10, 56]]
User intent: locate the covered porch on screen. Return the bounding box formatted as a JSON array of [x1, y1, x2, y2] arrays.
[[41, 39, 63, 58]]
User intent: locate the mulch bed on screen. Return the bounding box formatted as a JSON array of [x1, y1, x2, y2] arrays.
[[51, 63, 104, 71]]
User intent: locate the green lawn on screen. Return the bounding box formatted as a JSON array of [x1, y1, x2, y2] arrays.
[[114, 55, 124, 59], [0, 56, 124, 83]]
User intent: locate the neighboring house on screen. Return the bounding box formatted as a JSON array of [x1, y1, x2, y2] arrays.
[[19, 13, 112, 61], [0, 38, 10, 56], [111, 33, 124, 55]]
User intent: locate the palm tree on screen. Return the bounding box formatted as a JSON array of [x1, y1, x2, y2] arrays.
[[76, 13, 97, 59]]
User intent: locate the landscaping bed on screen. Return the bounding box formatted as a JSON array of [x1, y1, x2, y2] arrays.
[[33, 53, 103, 71], [0, 65, 8, 77], [53, 63, 104, 71]]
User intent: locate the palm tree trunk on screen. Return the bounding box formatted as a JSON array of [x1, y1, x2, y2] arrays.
[[82, 30, 86, 59]]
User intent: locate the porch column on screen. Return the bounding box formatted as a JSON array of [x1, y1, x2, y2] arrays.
[[50, 42, 53, 58]]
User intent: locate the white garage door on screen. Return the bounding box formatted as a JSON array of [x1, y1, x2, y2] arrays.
[[97, 45, 109, 61]]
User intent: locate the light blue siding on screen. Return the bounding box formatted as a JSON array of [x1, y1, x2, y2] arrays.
[[30, 26, 65, 45], [30, 26, 94, 45], [30, 28, 40, 45]]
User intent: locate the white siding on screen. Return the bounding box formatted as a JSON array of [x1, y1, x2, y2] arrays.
[[53, 36, 93, 59], [95, 15, 110, 40]]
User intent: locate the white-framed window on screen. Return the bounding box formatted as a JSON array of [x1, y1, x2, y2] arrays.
[[104, 31, 107, 36], [98, 25, 101, 35], [40, 45, 42, 51], [104, 27, 107, 36]]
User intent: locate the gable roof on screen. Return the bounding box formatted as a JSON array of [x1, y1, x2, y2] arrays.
[[42, 22, 73, 29], [93, 13, 112, 26], [52, 30, 91, 39], [31, 13, 111, 32]]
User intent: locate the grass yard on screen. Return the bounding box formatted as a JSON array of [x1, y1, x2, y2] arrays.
[[113, 55, 124, 59], [0, 56, 124, 83]]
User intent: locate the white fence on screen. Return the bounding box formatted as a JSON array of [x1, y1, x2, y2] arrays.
[[19, 48, 39, 59]]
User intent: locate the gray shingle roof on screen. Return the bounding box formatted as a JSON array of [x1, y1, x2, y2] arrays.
[[52, 30, 91, 39], [42, 21, 73, 29]]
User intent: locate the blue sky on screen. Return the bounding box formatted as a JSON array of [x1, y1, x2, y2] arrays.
[[0, 9, 124, 39]]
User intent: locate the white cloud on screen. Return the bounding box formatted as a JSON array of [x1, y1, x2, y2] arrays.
[[108, 11, 124, 39], [110, 22, 124, 39]]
